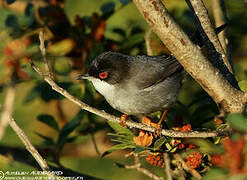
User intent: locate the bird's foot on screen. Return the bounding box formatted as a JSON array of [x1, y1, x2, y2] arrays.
[[141, 116, 162, 137], [141, 109, 168, 137], [120, 114, 128, 128]]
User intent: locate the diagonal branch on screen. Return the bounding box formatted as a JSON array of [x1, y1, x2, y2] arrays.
[[185, 0, 232, 73], [185, 0, 238, 90], [132, 0, 244, 113], [212, 0, 232, 67], [0, 86, 15, 141]]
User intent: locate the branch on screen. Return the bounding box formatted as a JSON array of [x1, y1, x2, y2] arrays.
[[132, 0, 244, 113], [174, 154, 202, 180], [117, 155, 164, 180], [32, 62, 228, 138], [8, 117, 50, 171], [145, 29, 154, 56], [185, 0, 232, 73], [164, 153, 173, 180], [212, 0, 232, 67], [31, 30, 231, 138], [0, 86, 15, 140]]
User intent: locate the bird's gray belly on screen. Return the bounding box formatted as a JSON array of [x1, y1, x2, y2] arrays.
[[105, 76, 182, 115]]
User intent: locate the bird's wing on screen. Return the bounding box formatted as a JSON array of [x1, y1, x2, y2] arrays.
[[128, 54, 183, 89]]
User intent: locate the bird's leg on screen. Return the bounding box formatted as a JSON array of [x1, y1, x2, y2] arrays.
[[120, 114, 128, 127], [155, 109, 168, 136]]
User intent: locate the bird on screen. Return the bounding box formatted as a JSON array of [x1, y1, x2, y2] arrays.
[[77, 52, 183, 127], [76, 24, 227, 129]]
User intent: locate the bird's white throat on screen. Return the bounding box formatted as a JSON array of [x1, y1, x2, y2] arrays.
[[90, 79, 116, 98]]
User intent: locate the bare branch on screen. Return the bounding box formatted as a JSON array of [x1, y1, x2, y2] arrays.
[[8, 117, 50, 171], [0, 86, 15, 141], [164, 153, 173, 180], [39, 31, 51, 77], [185, 0, 232, 73], [212, 0, 232, 67], [145, 29, 154, 56], [122, 155, 164, 180], [174, 154, 202, 180], [132, 0, 244, 113]]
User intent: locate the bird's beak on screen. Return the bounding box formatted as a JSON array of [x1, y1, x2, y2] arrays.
[[76, 73, 92, 80]]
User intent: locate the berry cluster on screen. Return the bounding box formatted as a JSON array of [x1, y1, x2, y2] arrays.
[[145, 153, 165, 168], [185, 152, 203, 169]]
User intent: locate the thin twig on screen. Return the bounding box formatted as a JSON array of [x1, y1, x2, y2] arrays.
[[123, 155, 164, 180], [0, 86, 15, 141], [39, 31, 51, 77], [174, 154, 202, 180], [8, 117, 50, 171], [91, 133, 101, 156], [164, 153, 173, 180], [145, 29, 154, 56]]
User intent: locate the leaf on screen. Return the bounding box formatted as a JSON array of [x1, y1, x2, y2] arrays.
[[54, 58, 72, 75], [23, 86, 40, 103], [6, 0, 16, 4], [102, 144, 135, 157], [203, 168, 226, 180], [5, 14, 19, 29], [154, 137, 167, 150], [100, 2, 115, 14], [119, 33, 145, 50], [48, 39, 75, 56], [229, 175, 247, 180], [57, 111, 83, 150], [25, 3, 34, 17], [35, 132, 54, 146], [239, 80, 247, 92], [107, 121, 133, 136], [133, 147, 146, 153], [119, 0, 130, 5], [227, 113, 247, 132], [37, 114, 59, 131]]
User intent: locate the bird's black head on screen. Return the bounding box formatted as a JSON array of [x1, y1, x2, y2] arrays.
[[77, 52, 131, 85]]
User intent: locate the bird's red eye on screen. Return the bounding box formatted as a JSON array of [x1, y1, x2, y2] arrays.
[[99, 72, 108, 79]]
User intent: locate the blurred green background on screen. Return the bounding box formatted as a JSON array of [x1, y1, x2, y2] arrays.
[[0, 0, 246, 179]]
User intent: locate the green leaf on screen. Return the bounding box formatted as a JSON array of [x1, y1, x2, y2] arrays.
[[57, 111, 83, 150], [203, 168, 226, 180], [119, 33, 144, 50], [100, 2, 115, 14], [239, 80, 247, 92], [48, 39, 75, 56], [107, 121, 133, 135], [5, 14, 19, 29], [227, 113, 247, 132], [154, 137, 167, 150], [229, 175, 247, 180], [6, 0, 16, 4], [102, 144, 135, 157], [23, 86, 40, 103], [35, 132, 54, 146], [37, 114, 59, 131], [119, 0, 130, 5], [54, 58, 72, 75], [133, 147, 146, 153]]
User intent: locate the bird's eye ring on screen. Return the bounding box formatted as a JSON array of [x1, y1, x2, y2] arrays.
[[99, 72, 108, 79]]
